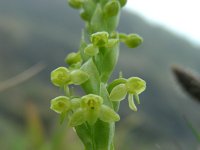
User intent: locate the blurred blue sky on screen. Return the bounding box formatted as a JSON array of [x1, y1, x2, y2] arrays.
[[126, 0, 200, 46]]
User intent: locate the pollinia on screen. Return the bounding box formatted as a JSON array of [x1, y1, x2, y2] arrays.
[[50, 0, 146, 149]]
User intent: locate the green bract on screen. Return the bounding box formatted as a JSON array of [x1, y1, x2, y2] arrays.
[[50, 0, 147, 149], [50, 96, 71, 114], [51, 67, 71, 87]]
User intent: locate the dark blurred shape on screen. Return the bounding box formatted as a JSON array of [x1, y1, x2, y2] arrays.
[[172, 65, 200, 102]]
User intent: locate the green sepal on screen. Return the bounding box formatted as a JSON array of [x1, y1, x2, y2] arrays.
[[107, 78, 127, 93], [81, 58, 100, 94], [109, 83, 127, 101], [107, 78, 127, 111]]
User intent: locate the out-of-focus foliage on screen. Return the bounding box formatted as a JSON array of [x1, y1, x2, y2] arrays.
[[1, 0, 200, 149]]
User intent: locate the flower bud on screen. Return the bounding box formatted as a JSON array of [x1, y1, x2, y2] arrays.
[[104, 0, 120, 17], [51, 67, 71, 87], [109, 84, 127, 101], [50, 96, 71, 114], [119, 0, 127, 7], [68, 0, 83, 9], [65, 52, 82, 66], [125, 77, 146, 94], [70, 69, 89, 85], [124, 34, 143, 48], [91, 31, 109, 47], [84, 44, 99, 56]]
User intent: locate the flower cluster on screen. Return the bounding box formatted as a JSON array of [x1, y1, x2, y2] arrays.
[[50, 0, 146, 149]]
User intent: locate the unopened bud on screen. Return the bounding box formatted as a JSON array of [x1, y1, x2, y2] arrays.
[[104, 0, 120, 17], [65, 52, 82, 65], [124, 34, 143, 48], [70, 69, 89, 85]]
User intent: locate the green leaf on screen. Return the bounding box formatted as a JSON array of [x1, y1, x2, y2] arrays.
[[81, 58, 100, 94]]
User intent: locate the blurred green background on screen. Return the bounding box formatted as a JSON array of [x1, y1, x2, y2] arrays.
[[1, 0, 200, 149]]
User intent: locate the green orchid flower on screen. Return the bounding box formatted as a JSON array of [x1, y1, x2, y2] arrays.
[[69, 94, 120, 126], [51, 67, 89, 87], [50, 96, 71, 114], [109, 77, 146, 111]]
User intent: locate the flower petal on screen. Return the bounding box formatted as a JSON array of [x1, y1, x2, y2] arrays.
[[128, 94, 137, 111], [99, 105, 120, 123], [69, 109, 86, 127]]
